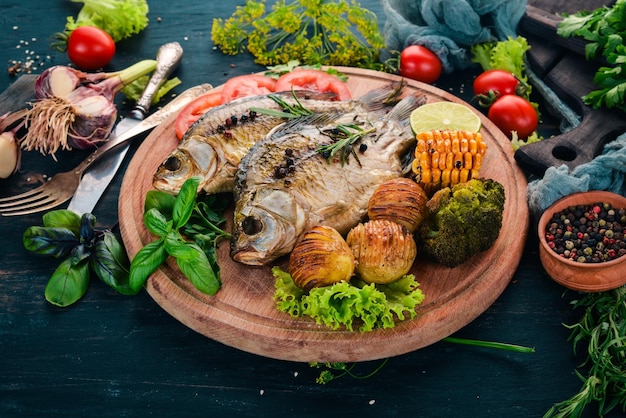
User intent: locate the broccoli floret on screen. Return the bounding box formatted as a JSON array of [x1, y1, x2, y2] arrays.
[[417, 178, 506, 267]]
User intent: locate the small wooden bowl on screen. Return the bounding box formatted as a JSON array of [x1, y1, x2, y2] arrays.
[[537, 191, 626, 292]]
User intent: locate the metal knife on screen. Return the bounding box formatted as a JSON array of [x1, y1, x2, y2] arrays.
[[67, 42, 184, 215]]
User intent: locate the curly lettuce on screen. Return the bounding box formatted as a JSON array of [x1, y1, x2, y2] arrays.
[[273, 267, 425, 332], [470, 36, 531, 84], [65, 0, 150, 42]]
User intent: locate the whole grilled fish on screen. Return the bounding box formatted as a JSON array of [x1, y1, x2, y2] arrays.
[[152, 84, 405, 195], [230, 94, 425, 266]]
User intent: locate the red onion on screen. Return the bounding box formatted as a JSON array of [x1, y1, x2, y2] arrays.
[[21, 59, 156, 157], [34, 66, 110, 100]]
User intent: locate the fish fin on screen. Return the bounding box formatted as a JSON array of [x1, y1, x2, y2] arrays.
[[385, 94, 428, 123], [356, 81, 405, 112], [265, 112, 343, 140]]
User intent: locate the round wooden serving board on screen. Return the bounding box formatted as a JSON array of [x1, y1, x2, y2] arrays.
[[119, 67, 529, 363]]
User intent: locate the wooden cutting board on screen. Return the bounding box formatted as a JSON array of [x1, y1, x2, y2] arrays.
[[515, 1, 626, 175], [118, 68, 529, 363]]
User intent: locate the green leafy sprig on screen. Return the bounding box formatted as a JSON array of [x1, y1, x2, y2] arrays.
[[310, 359, 389, 384], [211, 0, 387, 70], [544, 287, 626, 418], [316, 121, 376, 165], [249, 92, 315, 119], [23, 210, 132, 307], [310, 337, 534, 384], [129, 177, 230, 295], [557, 0, 626, 111]]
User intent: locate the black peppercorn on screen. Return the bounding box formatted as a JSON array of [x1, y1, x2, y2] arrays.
[[544, 201, 626, 263]]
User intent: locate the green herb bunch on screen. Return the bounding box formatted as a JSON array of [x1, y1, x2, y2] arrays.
[[557, 0, 626, 111], [310, 360, 389, 384], [129, 177, 231, 296], [23, 210, 132, 307], [316, 121, 375, 165], [545, 287, 626, 418], [211, 0, 387, 70]]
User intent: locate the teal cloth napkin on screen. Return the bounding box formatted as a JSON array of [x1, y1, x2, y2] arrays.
[[381, 0, 527, 72], [527, 134, 626, 217]]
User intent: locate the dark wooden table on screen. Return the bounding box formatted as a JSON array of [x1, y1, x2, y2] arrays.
[[0, 1, 621, 417]]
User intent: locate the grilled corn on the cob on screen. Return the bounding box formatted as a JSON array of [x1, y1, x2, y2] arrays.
[[411, 129, 487, 194]]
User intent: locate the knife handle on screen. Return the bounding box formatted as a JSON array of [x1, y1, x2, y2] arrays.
[[132, 42, 184, 119]]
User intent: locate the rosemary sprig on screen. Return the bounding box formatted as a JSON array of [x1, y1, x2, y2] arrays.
[[317, 121, 376, 165], [249, 92, 314, 119]]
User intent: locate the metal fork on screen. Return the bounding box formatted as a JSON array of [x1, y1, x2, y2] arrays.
[[0, 84, 212, 217]]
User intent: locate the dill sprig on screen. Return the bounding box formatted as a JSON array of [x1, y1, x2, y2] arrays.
[[316, 121, 375, 165], [211, 0, 387, 70]]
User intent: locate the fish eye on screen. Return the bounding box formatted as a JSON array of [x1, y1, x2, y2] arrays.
[[164, 156, 181, 172], [241, 216, 263, 235]]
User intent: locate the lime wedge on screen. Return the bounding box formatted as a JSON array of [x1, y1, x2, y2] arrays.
[[409, 101, 482, 134]]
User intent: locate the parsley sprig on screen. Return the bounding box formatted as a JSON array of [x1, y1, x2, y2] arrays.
[[557, 0, 626, 111]]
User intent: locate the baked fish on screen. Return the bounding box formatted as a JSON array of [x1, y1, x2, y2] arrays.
[[152, 84, 405, 195], [230, 94, 425, 266]]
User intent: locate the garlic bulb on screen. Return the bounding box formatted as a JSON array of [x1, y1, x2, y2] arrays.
[[368, 177, 428, 233], [346, 219, 417, 284], [289, 225, 355, 291]]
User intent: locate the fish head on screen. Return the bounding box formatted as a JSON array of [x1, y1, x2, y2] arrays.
[[152, 137, 218, 194], [231, 188, 306, 266]]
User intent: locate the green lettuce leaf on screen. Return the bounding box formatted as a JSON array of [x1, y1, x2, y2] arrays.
[[272, 267, 425, 332]]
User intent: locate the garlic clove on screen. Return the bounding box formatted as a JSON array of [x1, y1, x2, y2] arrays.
[[0, 130, 20, 179]]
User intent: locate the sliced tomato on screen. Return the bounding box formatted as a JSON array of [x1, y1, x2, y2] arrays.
[[220, 74, 277, 103], [275, 69, 352, 100], [175, 91, 224, 140]]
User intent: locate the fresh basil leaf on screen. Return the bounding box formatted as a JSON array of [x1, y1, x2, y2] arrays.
[[173, 177, 200, 229], [42, 210, 81, 235], [102, 231, 130, 269], [175, 242, 220, 295], [92, 233, 134, 295], [44, 257, 90, 307], [143, 208, 172, 237], [79, 213, 96, 243], [144, 189, 176, 218], [164, 230, 196, 260], [129, 238, 168, 293], [70, 243, 91, 265], [23, 226, 79, 258]]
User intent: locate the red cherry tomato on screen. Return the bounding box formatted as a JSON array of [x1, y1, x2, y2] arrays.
[[473, 69, 519, 98], [175, 91, 224, 140], [275, 69, 352, 100], [220, 74, 277, 102], [399, 45, 442, 84], [488, 95, 538, 139], [67, 26, 116, 70]]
